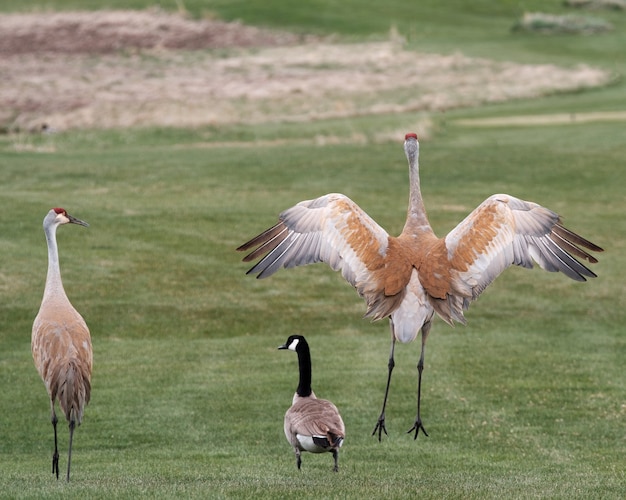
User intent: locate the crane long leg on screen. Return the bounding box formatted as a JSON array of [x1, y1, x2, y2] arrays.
[[372, 320, 396, 441], [407, 321, 431, 439], [66, 419, 76, 482], [50, 403, 59, 480]]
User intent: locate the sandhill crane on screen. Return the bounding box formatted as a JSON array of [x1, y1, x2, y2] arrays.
[[238, 133, 603, 441], [32, 208, 92, 481], [279, 335, 345, 471]]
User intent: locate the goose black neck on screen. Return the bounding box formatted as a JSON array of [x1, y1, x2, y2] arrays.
[[296, 340, 313, 398]]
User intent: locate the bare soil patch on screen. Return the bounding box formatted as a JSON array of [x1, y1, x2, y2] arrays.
[[0, 9, 613, 132], [0, 9, 308, 55]]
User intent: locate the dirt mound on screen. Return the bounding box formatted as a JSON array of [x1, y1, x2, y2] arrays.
[[0, 9, 308, 55], [0, 10, 613, 132]]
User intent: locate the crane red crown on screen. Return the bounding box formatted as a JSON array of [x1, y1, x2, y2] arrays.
[[53, 207, 66, 214], [405, 132, 418, 140]]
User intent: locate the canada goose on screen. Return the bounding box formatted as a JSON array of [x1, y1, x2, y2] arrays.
[[278, 335, 345, 472]]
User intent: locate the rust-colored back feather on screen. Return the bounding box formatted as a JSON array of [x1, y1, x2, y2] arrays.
[[33, 307, 92, 425]]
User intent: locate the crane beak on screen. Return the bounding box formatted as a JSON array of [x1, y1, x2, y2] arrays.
[[68, 214, 89, 227]]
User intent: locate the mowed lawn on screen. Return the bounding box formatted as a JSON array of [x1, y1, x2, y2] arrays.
[[0, 121, 623, 497], [1, 0, 625, 498]]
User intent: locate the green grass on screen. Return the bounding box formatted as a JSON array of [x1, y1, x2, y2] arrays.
[[0, 124, 623, 498], [1, 0, 625, 497]]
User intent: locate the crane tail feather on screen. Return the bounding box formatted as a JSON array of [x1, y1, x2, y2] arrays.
[[57, 360, 91, 426]]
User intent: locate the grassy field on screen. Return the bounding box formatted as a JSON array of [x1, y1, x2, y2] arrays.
[[1, 0, 625, 498]]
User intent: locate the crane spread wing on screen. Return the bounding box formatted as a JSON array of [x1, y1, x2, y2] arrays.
[[439, 194, 602, 302], [237, 193, 390, 292]]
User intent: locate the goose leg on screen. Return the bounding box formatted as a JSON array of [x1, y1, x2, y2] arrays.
[[50, 403, 59, 480], [295, 448, 302, 470], [332, 449, 339, 472], [407, 321, 431, 439], [372, 321, 396, 441], [66, 419, 76, 482]]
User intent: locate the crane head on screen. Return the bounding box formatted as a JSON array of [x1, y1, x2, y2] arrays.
[[404, 132, 419, 166], [49, 207, 89, 228]]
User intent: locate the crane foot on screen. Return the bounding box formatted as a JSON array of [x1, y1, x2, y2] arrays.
[[371, 413, 388, 441], [407, 418, 429, 440], [52, 450, 59, 480]]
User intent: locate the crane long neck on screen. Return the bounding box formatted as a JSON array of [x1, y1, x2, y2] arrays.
[[43, 223, 67, 302], [403, 143, 433, 236], [296, 343, 313, 398]]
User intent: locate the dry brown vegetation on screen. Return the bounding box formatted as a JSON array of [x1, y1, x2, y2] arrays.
[[0, 9, 613, 132]]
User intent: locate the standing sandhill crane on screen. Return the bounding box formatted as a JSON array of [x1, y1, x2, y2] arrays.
[[279, 334, 345, 472], [32, 208, 92, 481], [238, 133, 603, 441]]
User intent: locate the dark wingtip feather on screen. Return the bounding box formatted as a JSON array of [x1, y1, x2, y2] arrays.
[[237, 223, 289, 272], [236, 221, 285, 253], [553, 223, 604, 254]]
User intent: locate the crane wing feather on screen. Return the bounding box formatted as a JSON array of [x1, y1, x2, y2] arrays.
[[443, 194, 602, 301], [238, 193, 390, 291]]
